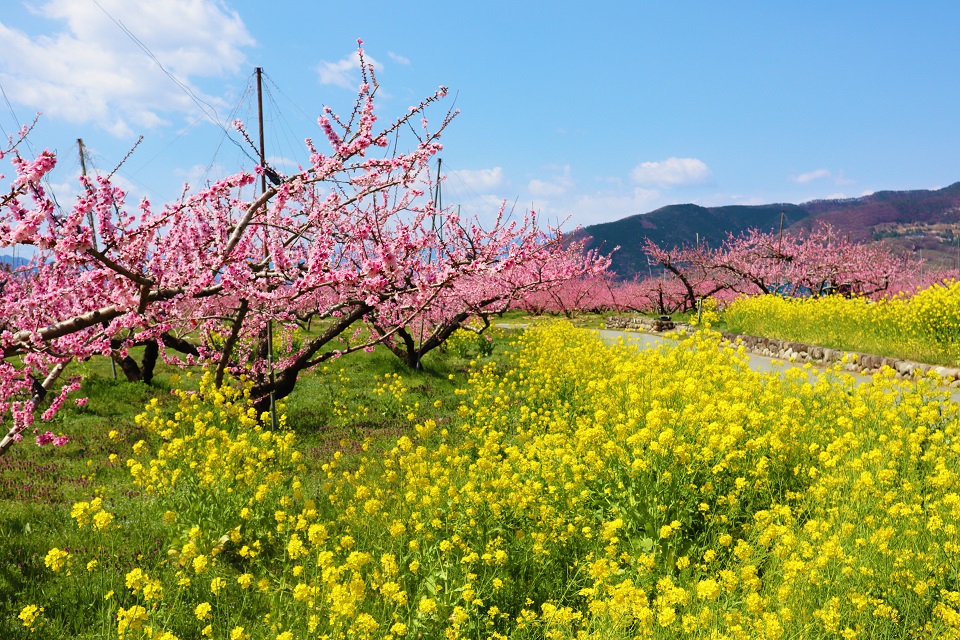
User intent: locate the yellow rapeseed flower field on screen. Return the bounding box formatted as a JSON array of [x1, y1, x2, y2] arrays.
[[48, 323, 960, 639], [723, 279, 960, 365]]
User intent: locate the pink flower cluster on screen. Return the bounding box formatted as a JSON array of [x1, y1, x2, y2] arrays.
[[0, 42, 612, 455], [638, 224, 923, 313], [35, 431, 69, 447]]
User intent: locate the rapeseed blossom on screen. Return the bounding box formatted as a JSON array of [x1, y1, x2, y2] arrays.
[[49, 326, 960, 638], [18, 604, 43, 630], [194, 602, 212, 620], [723, 280, 960, 365], [43, 547, 69, 572]]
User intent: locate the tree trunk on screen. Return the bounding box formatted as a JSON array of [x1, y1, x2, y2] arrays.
[[215, 299, 249, 387], [110, 339, 142, 382], [141, 340, 159, 384], [249, 303, 370, 418]]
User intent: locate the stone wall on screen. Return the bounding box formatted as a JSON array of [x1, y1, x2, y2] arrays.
[[716, 332, 960, 384]]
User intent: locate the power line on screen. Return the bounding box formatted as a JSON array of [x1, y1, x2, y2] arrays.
[[0, 81, 21, 141], [200, 79, 257, 186], [262, 71, 325, 133], [0, 81, 65, 215], [90, 0, 220, 124], [261, 79, 307, 176], [88, 0, 259, 168]]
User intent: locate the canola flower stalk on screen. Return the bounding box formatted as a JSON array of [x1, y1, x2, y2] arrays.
[[44, 324, 960, 638], [723, 279, 960, 366]]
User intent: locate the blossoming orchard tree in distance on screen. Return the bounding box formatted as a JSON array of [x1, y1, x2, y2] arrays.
[[0, 42, 608, 456], [366, 214, 611, 369], [641, 224, 920, 313]]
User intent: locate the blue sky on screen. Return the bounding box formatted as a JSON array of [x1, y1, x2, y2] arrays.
[[1, 0, 958, 230]]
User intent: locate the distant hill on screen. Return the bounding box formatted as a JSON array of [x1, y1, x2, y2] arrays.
[[0, 254, 32, 269], [575, 182, 960, 278]]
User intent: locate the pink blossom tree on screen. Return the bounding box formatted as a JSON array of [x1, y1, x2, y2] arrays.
[[512, 272, 620, 318], [369, 219, 611, 368], [0, 43, 594, 455], [641, 240, 732, 312], [642, 223, 920, 312]]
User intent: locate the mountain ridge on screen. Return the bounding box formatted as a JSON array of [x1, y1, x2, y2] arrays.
[[574, 182, 960, 278]]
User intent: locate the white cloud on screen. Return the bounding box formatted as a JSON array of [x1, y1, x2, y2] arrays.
[[387, 51, 411, 65], [630, 157, 712, 187], [0, 0, 255, 137], [317, 50, 381, 89], [528, 179, 567, 197], [266, 155, 300, 171], [833, 171, 854, 186], [792, 168, 831, 184], [547, 187, 663, 227], [449, 166, 503, 191], [46, 178, 83, 211], [691, 193, 767, 207], [528, 165, 573, 198], [791, 169, 856, 187]]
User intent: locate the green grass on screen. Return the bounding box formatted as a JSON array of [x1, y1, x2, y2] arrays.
[[6, 320, 960, 638], [0, 328, 520, 638], [719, 293, 960, 366], [496, 309, 609, 330]]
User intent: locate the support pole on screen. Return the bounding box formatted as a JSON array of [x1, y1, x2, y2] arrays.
[[256, 68, 278, 431], [79, 138, 116, 380]]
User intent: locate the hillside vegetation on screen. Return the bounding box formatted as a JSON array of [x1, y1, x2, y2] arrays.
[[576, 183, 960, 278]]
